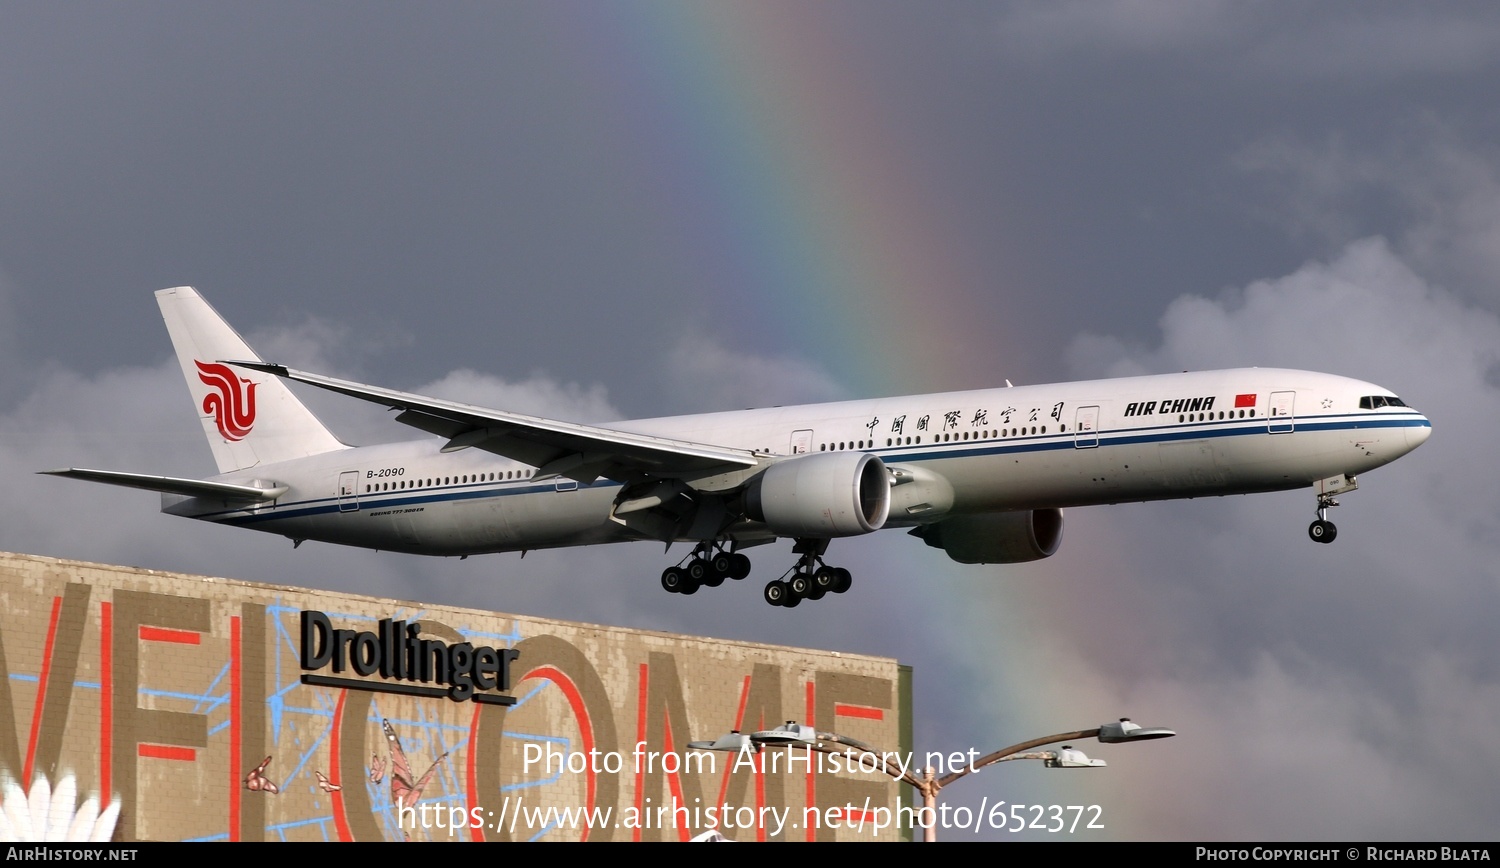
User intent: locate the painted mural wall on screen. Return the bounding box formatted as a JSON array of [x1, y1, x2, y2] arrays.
[[0, 552, 911, 842]]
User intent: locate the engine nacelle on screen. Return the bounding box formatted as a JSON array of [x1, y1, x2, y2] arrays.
[[745, 452, 891, 537], [910, 509, 1064, 564]]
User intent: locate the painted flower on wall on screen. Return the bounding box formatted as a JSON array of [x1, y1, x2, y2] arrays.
[[0, 773, 119, 842]]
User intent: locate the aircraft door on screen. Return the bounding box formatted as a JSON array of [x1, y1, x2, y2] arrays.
[[1268, 391, 1295, 434], [790, 429, 813, 455], [1074, 406, 1100, 448], [337, 470, 360, 512]]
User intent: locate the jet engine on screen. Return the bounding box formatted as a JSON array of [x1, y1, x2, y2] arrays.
[[909, 509, 1064, 564], [744, 452, 891, 537]]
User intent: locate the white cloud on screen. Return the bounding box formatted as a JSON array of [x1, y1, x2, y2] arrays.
[[1235, 126, 1500, 311], [1048, 651, 1499, 839], [1055, 236, 1500, 837], [244, 319, 625, 445], [417, 368, 619, 423], [663, 333, 848, 413], [1073, 236, 1500, 382], [0, 264, 24, 406]]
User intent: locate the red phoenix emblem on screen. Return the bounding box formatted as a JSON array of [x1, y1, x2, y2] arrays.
[[196, 360, 257, 441]]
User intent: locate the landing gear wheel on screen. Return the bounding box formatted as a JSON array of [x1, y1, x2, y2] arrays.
[[789, 573, 812, 599], [1308, 519, 1337, 544], [702, 554, 727, 587], [729, 553, 752, 580], [832, 568, 852, 594], [764, 580, 787, 607], [661, 567, 686, 593], [687, 558, 709, 582], [711, 552, 733, 575], [812, 567, 838, 596]]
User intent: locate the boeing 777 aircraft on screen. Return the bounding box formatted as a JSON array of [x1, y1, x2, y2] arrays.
[[46, 287, 1431, 607]]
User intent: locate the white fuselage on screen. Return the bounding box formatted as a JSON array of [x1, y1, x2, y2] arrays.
[[165, 368, 1431, 556]]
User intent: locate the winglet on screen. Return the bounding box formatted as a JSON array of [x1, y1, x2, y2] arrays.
[[222, 359, 290, 378]]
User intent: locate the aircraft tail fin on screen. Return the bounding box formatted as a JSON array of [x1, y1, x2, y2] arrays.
[[156, 286, 346, 473]]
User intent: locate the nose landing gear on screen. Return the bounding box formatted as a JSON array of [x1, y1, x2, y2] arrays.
[[1308, 474, 1356, 544]]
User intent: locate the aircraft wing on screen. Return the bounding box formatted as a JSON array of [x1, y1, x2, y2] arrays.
[[40, 468, 287, 501], [227, 362, 760, 483]]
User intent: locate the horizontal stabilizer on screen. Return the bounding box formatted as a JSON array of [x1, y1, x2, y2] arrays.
[[40, 468, 287, 501], [226, 361, 760, 482]]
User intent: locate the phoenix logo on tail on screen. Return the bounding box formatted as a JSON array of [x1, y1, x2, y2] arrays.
[[195, 360, 257, 441]]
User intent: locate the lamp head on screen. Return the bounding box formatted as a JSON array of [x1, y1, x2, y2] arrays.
[[1045, 745, 1107, 769], [1097, 718, 1175, 743]]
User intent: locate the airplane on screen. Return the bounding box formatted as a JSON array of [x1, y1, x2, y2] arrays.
[[44, 287, 1432, 608]]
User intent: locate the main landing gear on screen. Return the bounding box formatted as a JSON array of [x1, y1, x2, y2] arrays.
[[659, 537, 856, 608], [762, 539, 852, 609], [660, 542, 751, 595]]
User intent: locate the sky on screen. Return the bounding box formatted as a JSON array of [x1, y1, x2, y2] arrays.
[[2, 0, 1498, 841]]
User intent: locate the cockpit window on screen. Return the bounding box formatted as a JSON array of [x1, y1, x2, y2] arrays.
[[1359, 395, 1407, 409]]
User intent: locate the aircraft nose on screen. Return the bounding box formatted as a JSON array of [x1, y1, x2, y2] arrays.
[[1404, 415, 1432, 451]]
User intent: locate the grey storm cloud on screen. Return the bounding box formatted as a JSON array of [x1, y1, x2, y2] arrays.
[[997, 0, 1500, 80]]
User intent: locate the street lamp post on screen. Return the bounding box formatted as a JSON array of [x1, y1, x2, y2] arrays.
[[907, 718, 1173, 841], [689, 718, 1173, 842]]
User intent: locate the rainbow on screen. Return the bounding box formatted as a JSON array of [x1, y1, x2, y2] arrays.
[[530, 5, 1137, 834]]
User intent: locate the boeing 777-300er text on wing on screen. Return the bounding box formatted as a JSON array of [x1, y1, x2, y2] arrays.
[[45, 287, 1431, 608]]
